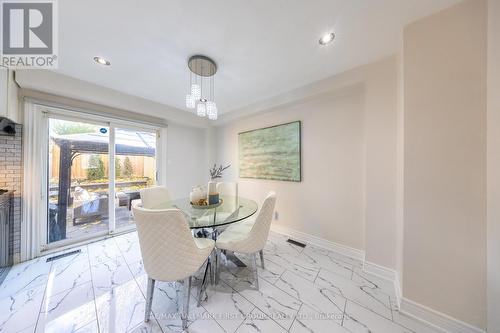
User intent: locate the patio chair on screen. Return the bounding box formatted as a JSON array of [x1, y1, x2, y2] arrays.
[[72, 187, 109, 225]]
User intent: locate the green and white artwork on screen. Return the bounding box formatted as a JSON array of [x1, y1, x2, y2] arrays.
[[238, 121, 301, 182]]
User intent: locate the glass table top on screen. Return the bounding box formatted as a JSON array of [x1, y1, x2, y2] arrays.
[[150, 195, 258, 229]]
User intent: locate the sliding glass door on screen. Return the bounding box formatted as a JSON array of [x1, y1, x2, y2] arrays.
[[113, 127, 157, 232], [48, 118, 110, 243], [46, 115, 158, 247]]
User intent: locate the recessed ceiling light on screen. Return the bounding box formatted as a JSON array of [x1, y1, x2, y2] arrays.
[[200, 98, 207, 103], [319, 32, 335, 45], [93, 56, 110, 66]]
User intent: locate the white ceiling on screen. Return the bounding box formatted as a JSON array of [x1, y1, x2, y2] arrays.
[[55, 0, 458, 115]]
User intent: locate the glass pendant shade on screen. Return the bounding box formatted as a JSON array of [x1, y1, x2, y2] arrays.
[[206, 101, 216, 115], [197, 103, 206, 117], [208, 111, 217, 120], [185, 94, 195, 109], [191, 84, 201, 100], [207, 101, 217, 120]]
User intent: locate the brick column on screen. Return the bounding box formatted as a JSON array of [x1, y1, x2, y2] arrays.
[[0, 124, 23, 264]]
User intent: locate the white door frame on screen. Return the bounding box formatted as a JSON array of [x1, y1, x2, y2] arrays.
[[23, 102, 165, 258]]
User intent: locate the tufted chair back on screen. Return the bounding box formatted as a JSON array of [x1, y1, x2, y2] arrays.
[[216, 182, 238, 197], [132, 207, 209, 281], [140, 186, 171, 209], [237, 191, 276, 253]]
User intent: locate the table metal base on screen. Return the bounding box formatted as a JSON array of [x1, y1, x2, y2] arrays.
[[222, 252, 247, 267]]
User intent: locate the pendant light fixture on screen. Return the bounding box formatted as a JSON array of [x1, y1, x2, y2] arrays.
[[185, 55, 218, 120]]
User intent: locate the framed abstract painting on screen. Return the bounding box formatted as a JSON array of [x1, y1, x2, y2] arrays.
[[238, 121, 301, 182]]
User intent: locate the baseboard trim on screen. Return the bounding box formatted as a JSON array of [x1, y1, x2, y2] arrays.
[[363, 260, 396, 280], [270, 224, 485, 333], [270, 224, 365, 261], [363, 260, 402, 310], [400, 298, 486, 333]]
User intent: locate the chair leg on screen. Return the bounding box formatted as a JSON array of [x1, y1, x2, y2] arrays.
[[182, 276, 191, 330], [198, 258, 210, 307], [259, 250, 265, 270], [145, 277, 155, 322], [251, 252, 259, 290]]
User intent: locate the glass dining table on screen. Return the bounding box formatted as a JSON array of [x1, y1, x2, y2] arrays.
[[149, 195, 258, 230], [149, 195, 258, 281]]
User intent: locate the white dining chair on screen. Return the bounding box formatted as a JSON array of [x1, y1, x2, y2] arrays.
[[132, 206, 214, 329], [216, 182, 238, 197], [215, 191, 276, 289], [215, 182, 239, 220], [139, 186, 171, 209]]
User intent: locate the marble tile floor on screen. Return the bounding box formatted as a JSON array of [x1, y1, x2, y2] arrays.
[[0, 231, 442, 333]]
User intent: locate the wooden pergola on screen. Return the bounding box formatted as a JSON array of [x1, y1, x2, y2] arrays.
[[51, 132, 155, 242]]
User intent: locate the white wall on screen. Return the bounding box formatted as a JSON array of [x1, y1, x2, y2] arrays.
[[487, 0, 500, 331], [166, 124, 209, 199], [395, 50, 405, 292], [215, 57, 399, 262], [362, 58, 398, 269], [402, 0, 487, 328], [217, 86, 366, 250]]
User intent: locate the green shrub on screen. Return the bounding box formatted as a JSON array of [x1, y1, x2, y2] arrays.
[[115, 157, 122, 177], [87, 155, 105, 180], [122, 156, 134, 178]]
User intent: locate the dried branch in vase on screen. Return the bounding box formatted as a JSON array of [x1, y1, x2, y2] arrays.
[[209, 164, 231, 180]]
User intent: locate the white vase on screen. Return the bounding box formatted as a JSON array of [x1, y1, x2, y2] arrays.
[[207, 181, 216, 194], [207, 181, 219, 204]]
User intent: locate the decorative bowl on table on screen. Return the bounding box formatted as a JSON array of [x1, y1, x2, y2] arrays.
[[190, 186, 206, 203], [190, 198, 223, 209]]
